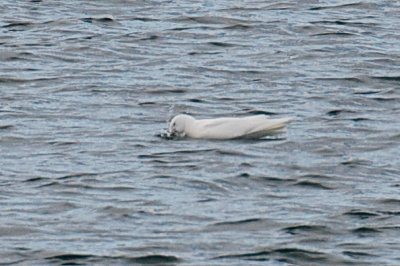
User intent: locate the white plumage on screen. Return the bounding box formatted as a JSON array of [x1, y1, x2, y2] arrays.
[[166, 114, 293, 140]]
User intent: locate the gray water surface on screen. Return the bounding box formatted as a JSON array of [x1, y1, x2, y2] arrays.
[[1, 0, 400, 265]]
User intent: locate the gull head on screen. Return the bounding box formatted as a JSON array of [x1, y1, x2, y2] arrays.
[[167, 114, 194, 138]]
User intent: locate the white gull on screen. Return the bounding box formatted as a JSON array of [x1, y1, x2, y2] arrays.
[[166, 114, 293, 140]]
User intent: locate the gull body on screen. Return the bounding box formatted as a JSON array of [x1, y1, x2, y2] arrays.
[[167, 114, 293, 140]]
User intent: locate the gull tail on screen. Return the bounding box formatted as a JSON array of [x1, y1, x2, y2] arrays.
[[245, 117, 294, 139], [267, 117, 294, 131]]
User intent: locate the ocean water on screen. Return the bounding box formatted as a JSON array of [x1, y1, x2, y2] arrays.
[[1, 0, 400, 264]]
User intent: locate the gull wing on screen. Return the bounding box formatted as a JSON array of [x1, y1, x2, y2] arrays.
[[193, 116, 292, 139]]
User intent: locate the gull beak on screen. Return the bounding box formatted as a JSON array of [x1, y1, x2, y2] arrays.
[[165, 130, 176, 139], [165, 130, 185, 139]]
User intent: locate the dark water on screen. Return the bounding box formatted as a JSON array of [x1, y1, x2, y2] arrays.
[[1, 0, 400, 265]]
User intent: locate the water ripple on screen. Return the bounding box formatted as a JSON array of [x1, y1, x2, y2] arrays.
[[1, 0, 400, 265]]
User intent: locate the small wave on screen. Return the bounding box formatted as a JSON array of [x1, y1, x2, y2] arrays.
[[139, 35, 160, 41], [377, 198, 400, 205], [310, 20, 378, 28], [310, 2, 373, 11], [326, 109, 356, 116], [45, 253, 182, 264], [223, 24, 253, 30], [255, 176, 297, 185], [0, 125, 15, 130], [343, 250, 377, 259], [23, 177, 50, 183], [351, 227, 381, 234], [171, 15, 247, 25], [312, 32, 355, 37], [2, 21, 34, 31], [146, 88, 187, 94], [2, 22, 33, 28], [244, 109, 277, 115], [81, 17, 115, 24], [205, 218, 274, 232], [315, 77, 364, 83], [295, 180, 332, 190], [38, 181, 133, 192], [215, 247, 332, 264], [0, 77, 59, 84], [353, 89, 382, 95], [185, 179, 229, 193], [56, 172, 98, 180], [371, 75, 400, 81], [283, 224, 331, 235], [343, 210, 379, 219], [341, 159, 372, 167], [47, 140, 79, 146], [132, 17, 158, 22], [299, 174, 335, 180], [264, 3, 296, 10], [213, 218, 262, 226], [207, 41, 237, 47], [130, 255, 181, 264]]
